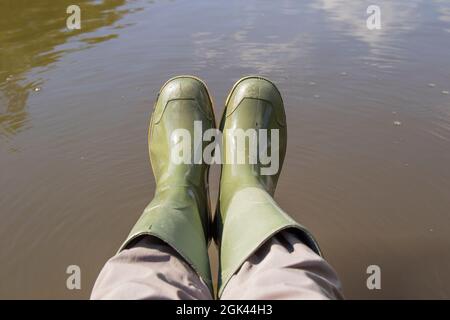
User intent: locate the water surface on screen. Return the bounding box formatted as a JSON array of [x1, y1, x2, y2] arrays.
[[1, 0, 450, 299]]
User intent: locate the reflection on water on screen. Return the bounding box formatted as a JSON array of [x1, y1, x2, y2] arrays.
[[0, 0, 128, 138], [0, 81, 31, 139], [312, 0, 421, 47], [192, 31, 309, 74], [435, 0, 450, 26], [1, 0, 450, 299]]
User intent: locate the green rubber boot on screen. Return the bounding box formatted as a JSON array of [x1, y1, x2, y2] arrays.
[[119, 76, 215, 292], [215, 76, 322, 297]]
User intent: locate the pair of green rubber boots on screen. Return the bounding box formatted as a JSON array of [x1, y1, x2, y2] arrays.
[[119, 76, 321, 297]]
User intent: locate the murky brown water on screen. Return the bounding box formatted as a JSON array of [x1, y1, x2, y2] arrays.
[[1, 0, 450, 299]]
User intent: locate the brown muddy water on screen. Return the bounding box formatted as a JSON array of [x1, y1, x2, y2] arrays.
[[1, 0, 450, 299]]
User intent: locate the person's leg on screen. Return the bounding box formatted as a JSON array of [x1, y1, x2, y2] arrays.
[[91, 236, 212, 300], [220, 230, 343, 300], [215, 77, 342, 299], [91, 76, 216, 299]]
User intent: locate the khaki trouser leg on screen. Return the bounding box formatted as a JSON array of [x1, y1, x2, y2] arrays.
[[91, 231, 343, 300], [221, 230, 343, 300], [90, 236, 212, 300]]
